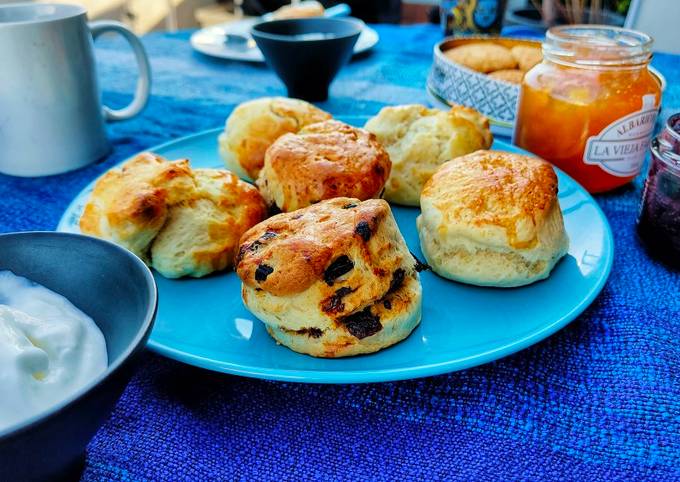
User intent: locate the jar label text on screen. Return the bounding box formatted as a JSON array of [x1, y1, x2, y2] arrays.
[[584, 95, 658, 177]]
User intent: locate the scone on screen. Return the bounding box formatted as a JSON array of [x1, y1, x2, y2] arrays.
[[364, 104, 493, 206], [80, 153, 267, 278], [256, 120, 391, 212], [417, 150, 568, 287], [218, 97, 331, 181], [150, 168, 268, 278], [79, 152, 196, 259], [510, 45, 542, 72], [444, 43, 517, 73], [236, 197, 423, 357], [488, 69, 524, 84]]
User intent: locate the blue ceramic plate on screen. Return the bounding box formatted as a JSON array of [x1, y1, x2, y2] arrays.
[[58, 116, 613, 383]]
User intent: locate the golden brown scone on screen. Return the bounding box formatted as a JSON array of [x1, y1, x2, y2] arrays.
[[272, 0, 324, 19], [256, 120, 391, 212], [444, 43, 517, 73], [364, 104, 492, 206], [80, 153, 267, 278], [510, 45, 542, 72], [79, 152, 195, 259], [150, 169, 267, 278], [235, 197, 422, 358], [417, 150, 569, 287], [488, 69, 525, 84], [218, 97, 331, 181]]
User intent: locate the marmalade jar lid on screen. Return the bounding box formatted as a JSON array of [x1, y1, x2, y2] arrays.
[[544, 25, 653, 68]]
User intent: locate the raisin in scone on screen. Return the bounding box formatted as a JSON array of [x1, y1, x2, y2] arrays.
[[235, 197, 423, 357]]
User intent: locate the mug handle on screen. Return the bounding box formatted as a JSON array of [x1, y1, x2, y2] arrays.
[[89, 21, 151, 122]]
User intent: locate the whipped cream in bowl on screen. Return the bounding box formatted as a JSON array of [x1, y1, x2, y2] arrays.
[[0, 231, 156, 481], [0, 271, 108, 433]]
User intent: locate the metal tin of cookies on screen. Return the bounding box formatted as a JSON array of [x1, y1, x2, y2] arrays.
[[428, 36, 540, 137], [428, 36, 667, 138]]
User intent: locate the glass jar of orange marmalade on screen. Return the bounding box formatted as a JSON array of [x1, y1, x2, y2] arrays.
[[514, 25, 662, 193]]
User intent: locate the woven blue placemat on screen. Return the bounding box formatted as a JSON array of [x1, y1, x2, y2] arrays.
[[0, 24, 679, 481]]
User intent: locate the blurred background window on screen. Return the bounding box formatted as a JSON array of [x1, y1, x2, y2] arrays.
[[3, 0, 407, 33], [240, 0, 403, 23], [505, 0, 631, 27], [3, 0, 649, 37]]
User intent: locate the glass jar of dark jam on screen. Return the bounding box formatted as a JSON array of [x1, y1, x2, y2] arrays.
[[637, 113, 680, 268]]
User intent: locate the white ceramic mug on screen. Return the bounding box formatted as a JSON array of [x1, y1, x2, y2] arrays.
[[0, 3, 151, 177]]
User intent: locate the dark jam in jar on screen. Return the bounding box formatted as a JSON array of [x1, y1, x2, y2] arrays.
[[637, 114, 680, 269]]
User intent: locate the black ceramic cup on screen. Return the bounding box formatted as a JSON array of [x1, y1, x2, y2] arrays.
[[251, 17, 363, 102], [0, 232, 157, 482]]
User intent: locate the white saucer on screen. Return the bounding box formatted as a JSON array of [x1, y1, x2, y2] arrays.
[[191, 19, 379, 63]]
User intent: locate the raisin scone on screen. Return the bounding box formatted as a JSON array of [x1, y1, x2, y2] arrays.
[[256, 120, 391, 213], [417, 150, 569, 287], [218, 97, 331, 181], [235, 197, 423, 358], [80, 153, 267, 278]]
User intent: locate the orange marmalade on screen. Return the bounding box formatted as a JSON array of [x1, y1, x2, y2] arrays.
[[514, 25, 661, 193]]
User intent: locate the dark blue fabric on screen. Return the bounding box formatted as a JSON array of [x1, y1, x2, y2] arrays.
[[1, 24, 679, 481]]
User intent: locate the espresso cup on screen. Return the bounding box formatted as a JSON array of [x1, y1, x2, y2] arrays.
[[0, 3, 151, 177]]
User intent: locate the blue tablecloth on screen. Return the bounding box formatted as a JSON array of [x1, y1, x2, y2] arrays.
[[1, 24, 679, 481]]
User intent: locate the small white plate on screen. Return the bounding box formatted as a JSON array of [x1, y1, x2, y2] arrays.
[[191, 19, 379, 63]]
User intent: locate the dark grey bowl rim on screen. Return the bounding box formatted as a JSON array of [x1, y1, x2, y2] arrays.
[[250, 16, 364, 43], [0, 231, 157, 439]]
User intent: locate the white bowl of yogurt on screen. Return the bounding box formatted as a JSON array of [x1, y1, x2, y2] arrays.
[[0, 232, 156, 481]]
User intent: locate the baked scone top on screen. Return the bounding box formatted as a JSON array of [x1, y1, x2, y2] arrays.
[[236, 197, 411, 298], [257, 120, 391, 212], [80, 153, 267, 278], [366, 103, 492, 153], [421, 150, 559, 250], [219, 97, 331, 180], [150, 168, 267, 278], [79, 153, 196, 257], [364, 104, 492, 206]]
